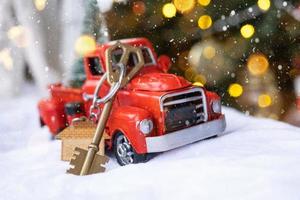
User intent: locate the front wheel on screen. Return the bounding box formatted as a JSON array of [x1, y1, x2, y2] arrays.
[[113, 132, 147, 166]]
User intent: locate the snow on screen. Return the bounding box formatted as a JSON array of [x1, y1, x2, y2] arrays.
[[1, 84, 300, 200], [97, 0, 114, 13]]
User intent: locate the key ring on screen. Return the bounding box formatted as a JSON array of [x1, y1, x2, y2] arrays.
[[89, 64, 125, 120]]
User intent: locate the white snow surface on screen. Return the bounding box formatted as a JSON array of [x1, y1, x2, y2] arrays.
[[0, 84, 300, 200]]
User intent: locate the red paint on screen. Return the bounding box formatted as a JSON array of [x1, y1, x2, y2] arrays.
[[128, 73, 190, 92], [157, 55, 171, 73], [38, 38, 223, 154]]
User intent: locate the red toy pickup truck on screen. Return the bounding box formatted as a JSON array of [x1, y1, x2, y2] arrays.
[[38, 38, 226, 165]]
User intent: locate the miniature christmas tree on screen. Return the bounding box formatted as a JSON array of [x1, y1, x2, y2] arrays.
[[69, 0, 110, 88]]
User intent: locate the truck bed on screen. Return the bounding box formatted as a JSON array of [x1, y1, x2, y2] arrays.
[[49, 83, 83, 103]]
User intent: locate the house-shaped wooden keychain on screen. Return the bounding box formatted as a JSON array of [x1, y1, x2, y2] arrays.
[[56, 117, 109, 161]]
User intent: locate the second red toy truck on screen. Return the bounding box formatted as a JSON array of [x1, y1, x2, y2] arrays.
[[38, 38, 226, 166]]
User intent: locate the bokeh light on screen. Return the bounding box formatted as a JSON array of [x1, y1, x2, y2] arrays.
[[193, 82, 204, 87], [7, 26, 28, 48], [198, 0, 211, 6], [173, 0, 195, 13], [258, 94, 272, 107], [198, 15, 212, 30], [184, 67, 197, 81], [75, 35, 96, 56], [247, 54, 269, 76], [193, 74, 207, 85], [162, 3, 176, 18], [0, 49, 13, 71], [188, 40, 234, 86], [203, 46, 216, 59], [240, 24, 255, 38], [34, 0, 47, 11], [257, 0, 271, 11], [132, 1, 146, 15], [228, 83, 243, 97]]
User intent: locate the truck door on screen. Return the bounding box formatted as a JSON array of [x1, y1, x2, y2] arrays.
[[82, 56, 109, 118]]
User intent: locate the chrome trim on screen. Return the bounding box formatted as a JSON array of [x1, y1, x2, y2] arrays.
[[71, 116, 88, 124], [196, 104, 203, 109], [146, 116, 226, 153], [83, 93, 94, 101], [159, 87, 208, 122], [163, 96, 203, 107]]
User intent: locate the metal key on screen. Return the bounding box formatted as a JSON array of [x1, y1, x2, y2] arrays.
[[67, 42, 145, 175]]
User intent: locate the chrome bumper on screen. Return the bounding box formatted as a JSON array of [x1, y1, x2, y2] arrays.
[[146, 115, 226, 153]]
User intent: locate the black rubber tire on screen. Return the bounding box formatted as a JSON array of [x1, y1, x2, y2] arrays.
[[113, 132, 147, 166], [40, 117, 45, 127]]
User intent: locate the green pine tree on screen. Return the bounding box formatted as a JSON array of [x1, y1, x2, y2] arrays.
[[69, 0, 109, 88]]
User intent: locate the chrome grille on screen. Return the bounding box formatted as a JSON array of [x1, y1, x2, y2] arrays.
[[160, 88, 208, 133]]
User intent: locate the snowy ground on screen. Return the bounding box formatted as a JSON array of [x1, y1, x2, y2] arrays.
[[1, 84, 300, 200]]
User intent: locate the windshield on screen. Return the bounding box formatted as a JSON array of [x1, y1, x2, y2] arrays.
[[111, 46, 156, 66]]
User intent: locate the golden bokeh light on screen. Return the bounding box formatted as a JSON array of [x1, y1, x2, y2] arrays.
[[198, 0, 211, 6], [257, 0, 271, 11], [173, 0, 195, 13], [193, 74, 207, 85], [258, 94, 272, 108], [240, 24, 255, 38], [193, 82, 204, 87], [247, 54, 269, 76], [162, 3, 177, 18], [228, 83, 243, 97], [184, 67, 197, 81], [0, 49, 13, 71], [7, 26, 28, 48], [34, 0, 47, 11], [75, 35, 96, 56], [198, 15, 212, 30], [203, 46, 216, 59], [132, 1, 146, 15]]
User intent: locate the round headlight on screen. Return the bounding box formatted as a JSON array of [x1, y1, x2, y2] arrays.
[[212, 100, 222, 113], [139, 119, 154, 135]]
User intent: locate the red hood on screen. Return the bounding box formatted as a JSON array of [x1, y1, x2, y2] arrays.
[[127, 73, 191, 92]]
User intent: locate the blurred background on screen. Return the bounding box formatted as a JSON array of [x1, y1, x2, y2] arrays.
[[0, 0, 300, 126]]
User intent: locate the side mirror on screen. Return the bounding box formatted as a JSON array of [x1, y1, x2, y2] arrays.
[[158, 55, 171, 73]]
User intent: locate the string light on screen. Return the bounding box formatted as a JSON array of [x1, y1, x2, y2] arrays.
[[240, 24, 255, 38], [203, 46, 216, 59], [258, 94, 272, 107], [198, 0, 211, 7], [75, 35, 96, 56], [132, 1, 146, 15], [228, 83, 243, 97], [193, 74, 207, 85], [34, 0, 47, 11], [198, 15, 212, 30], [7, 26, 28, 48], [0, 49, 13, 71], [257, 0, 271, 11], [247, 54, 269, 76], [162, 3, 176, 18], [173, 0, 195, 13], [193, 82, 204, 87]]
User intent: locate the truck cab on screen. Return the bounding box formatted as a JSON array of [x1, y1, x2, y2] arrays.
[[38, 38, 226, 166]]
